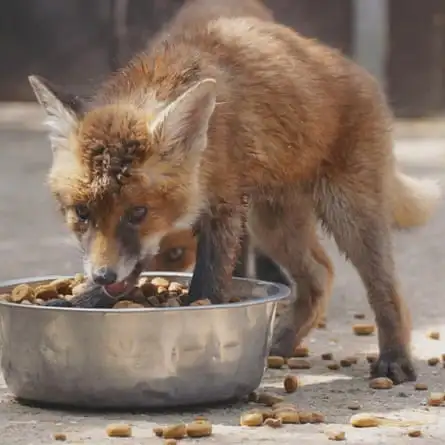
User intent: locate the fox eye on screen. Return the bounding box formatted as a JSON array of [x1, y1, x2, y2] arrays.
[[127, 206, 148, 225], [165, 247, 185, 262], [74, 204, 90, 222]]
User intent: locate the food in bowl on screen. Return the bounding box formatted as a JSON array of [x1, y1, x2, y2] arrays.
[[0, 275, 238, 309]]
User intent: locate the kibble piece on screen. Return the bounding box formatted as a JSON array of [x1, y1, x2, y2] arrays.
[[427, 392, 444, 406], [347, 402, 361, 411], [34, 284, 58, 301], [414, 383, 428, 391], [275, 410, 300, 424], [317, 320, 327, 329], [190, 298, 211, 306], [287, 358, 311, 369], [257, 391, 284, 406], [11, 284, 35, 303], [407, 429, 422, 438], [321, 352, 334, 361], [327, 431, 346, 441], [186, 420, 212, 438], [113, 300, 144, 309], [340, 359, 353, 368], [311, 412, 325, 424], [168, 282, 183, 293], [427, 357, 439, 366], [164, 439, 177, 445], [350, 413, 379, 428], [50, 278, 73, 295], [344, 356, 358, 365], [326, 361, 340, 371], [283, 374, 299, 393], [354, 313, 365, 319], [105, 424, 132, 437], [72, 273, 84, 284], [267, 356, 285, 369], [263, 418, 282, 428], [153, 427, 164, 437], [53, 433, 67, 441], [163, 423, 187, 440], [71, 282, 88, 297], [298, 411, 313, 424], [369, 377, 393, 390], [293, 345, 309, 357], [151, 277, 170, 288], [353, 324, 375, 336], [427, 331, 440, 340], [240, 412, 263, 427]]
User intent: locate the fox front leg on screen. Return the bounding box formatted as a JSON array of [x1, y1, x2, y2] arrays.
[[185, 203, 245, 305]]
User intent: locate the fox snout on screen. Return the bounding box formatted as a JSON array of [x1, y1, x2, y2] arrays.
[[91, 266, 118, 285]]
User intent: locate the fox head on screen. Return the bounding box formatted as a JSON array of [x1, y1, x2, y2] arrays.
[[29, 75, 215, 287]]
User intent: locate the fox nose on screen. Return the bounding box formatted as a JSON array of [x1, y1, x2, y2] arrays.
[[92, 267, 118, 285]]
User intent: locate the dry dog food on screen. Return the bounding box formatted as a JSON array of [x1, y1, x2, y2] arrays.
[[327, 431, 346, 441], [350, 414, 380, 428], [369, 377, 393, 390], [105, 424, 132, 437], [240, 412, 264, 427], [256, 391, 284, 407], [321, 352, 334, 361], [414, 383, 428, 391], [267, 356, 285, 369], [263, 418, 282, 428], [352, 324, 375, 336], [162, 423, 187, 440], [1, 276, 221, 309], [427, 331, 440, 340], [427, 357, 439, 366], [283, 375, 299, 393], [287, 358, 311, 369], [326, 361, 340, 371], [407, 429, 422, 438], [52, 433, 67, 441], [427, 392, 444, 406], [185, 420, 213, 438], [293, 345, 309, 357]]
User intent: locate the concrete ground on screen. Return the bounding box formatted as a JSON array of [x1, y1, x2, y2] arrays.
[[0, 105, 444, 444]]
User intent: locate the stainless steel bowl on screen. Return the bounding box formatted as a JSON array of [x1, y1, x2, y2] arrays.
[[0, 272, 290, 409]]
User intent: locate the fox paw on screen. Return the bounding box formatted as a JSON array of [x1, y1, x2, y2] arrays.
[[269, 324, 297, 358], [371, 347, 417, 384]]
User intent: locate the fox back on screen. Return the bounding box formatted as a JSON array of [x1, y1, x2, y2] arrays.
[[29, 5, 385, 284]]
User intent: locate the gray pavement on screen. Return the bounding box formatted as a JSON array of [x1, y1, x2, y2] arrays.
[[0, 108, 444, 444]]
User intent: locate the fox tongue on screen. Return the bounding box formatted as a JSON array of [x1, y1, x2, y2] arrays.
[[103, 281, 128, 297]]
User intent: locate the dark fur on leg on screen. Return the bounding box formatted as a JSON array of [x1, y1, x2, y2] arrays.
[[185, 199, 246, 305]]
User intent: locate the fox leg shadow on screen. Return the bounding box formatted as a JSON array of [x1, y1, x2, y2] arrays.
[[184, 202, 246, 305]]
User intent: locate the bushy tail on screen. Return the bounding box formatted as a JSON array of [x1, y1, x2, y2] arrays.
[[391, 170, 442, 229]]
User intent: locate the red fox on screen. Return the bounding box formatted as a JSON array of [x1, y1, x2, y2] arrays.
[[29, 0, 441, 384]]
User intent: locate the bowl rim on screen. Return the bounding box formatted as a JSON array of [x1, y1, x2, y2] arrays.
[[0, 271, 290, 313]]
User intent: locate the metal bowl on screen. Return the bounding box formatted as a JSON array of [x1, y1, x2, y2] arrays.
[[0, 272, 290, 409]]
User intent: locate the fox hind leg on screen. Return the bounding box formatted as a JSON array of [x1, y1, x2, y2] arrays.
[[248, 191, 332, 356], [315, 174, 416, 384]]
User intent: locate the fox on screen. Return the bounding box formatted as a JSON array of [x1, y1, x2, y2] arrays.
[[28, 0, 442, 384], [148, 228, 197, 273]]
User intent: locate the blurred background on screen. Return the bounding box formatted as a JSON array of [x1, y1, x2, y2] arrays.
[[0, 0, 444, 286], [1, 0, 444, 116]]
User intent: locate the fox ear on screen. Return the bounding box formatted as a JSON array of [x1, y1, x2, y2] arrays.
[[149, 78, 217, 164], [28, 75, 85, 153]]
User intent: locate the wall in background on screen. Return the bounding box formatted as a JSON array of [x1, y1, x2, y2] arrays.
[[0, 0, 443, 117]]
